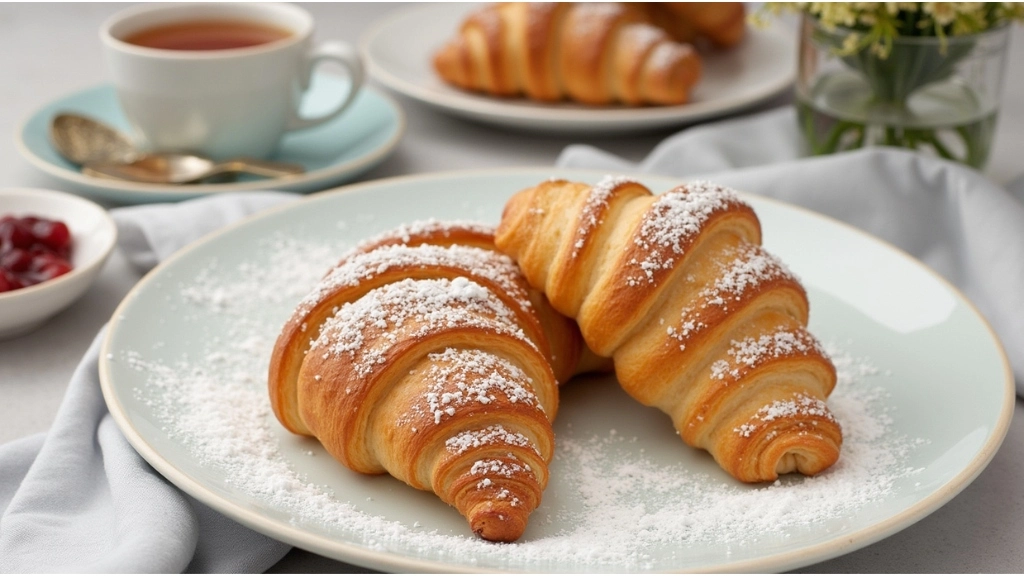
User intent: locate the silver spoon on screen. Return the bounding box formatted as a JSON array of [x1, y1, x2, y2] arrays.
[[81, 154, 307, 185], [50, 113, 305, 184]]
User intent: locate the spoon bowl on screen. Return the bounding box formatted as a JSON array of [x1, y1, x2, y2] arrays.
[[50, 113, 305, 184], [50, 113, 136, 165]]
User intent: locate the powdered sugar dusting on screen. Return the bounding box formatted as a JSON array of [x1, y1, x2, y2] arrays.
[[296, 244, 533, 318], [758, 394, 832, 423], [627, 181, 742, 286], [711, 328, 828, 381], [116, 231, 929, 571], [309, 277, 534, 378], [471, 457, 532, 479], [446, 425, 536, 456], [668, 244, 795, 351], [180, 233, 341, 314], [350, 218, 494, 253], [572, 175, 638, 259], [398, 348, 544, 428], [701, 244, 796, 305], [735, 394, 836, 437]]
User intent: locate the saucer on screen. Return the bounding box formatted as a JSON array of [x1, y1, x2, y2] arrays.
[[16, 73, 405, 204]]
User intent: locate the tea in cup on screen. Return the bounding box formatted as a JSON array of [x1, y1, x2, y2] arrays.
[[101, 3, 364, 160]]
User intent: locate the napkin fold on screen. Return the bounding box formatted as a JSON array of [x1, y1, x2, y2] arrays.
[[0, 192, 298, 573], [558, 107, 1024, 398]]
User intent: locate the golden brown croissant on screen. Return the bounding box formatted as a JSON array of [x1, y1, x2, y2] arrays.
[[269, 220, 600, 542], [432, 2, 702, 106], [495, 178, 842, 483]]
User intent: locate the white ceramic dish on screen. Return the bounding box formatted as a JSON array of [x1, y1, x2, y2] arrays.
[[99, 169, 1013, 573], [360, 3, 797, 134], [16, 74, 405, 204], [0, 188, 117, 338]]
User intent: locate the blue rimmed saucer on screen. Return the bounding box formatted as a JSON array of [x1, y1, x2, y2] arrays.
[[16, 73, 405, 204]]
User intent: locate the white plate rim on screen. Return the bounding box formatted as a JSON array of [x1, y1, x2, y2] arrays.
[[359, 3, 797, 132], [98, 167, 1016, 573], [13, 83, 406, 200]]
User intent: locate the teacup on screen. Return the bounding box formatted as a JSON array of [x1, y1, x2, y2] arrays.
[[100, 2, 364, 160]]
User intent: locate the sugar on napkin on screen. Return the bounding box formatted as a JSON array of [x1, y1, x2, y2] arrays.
[[0, 192, 298, 573], [559, 106, 1024, 398]]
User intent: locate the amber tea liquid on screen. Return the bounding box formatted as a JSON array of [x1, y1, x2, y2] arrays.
[[124, 20, 291, 51]]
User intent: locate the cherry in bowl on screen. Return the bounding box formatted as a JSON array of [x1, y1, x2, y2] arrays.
[[1, 214, 76, 293], [0, 189, 117, 338]]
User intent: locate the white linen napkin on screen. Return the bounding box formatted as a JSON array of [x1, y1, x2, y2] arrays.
[[558, 106, 1024, 398], [0, 192, 299, 573]]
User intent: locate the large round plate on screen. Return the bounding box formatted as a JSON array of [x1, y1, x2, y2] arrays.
[[16, 73, 405, 204], [360, 3, 796, 134], [99, 168, 1013, 572]]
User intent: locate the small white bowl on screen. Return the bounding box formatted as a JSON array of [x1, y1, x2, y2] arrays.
[[0, 188, 117, 339]]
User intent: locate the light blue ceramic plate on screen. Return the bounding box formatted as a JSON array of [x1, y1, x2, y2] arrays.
[[99, 169, 1013, 573], [16, 74, 404, 204]]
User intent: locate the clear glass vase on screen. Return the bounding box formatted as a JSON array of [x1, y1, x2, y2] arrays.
[[795, 15, 1011, 169]]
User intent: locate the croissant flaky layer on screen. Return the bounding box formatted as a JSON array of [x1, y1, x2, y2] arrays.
[[495, 178, 842, 483], [269, 221, 598, 542], [432, 2, 703, 105]]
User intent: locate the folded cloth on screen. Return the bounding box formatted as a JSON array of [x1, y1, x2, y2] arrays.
[[0, 192, 298, 573], [558, 106, 1024, 398]]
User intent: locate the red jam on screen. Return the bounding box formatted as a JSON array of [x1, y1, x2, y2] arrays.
[[0, 215, 74, 293]]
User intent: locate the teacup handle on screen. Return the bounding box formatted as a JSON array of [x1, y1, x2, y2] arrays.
[[287, 41, 365, 131]]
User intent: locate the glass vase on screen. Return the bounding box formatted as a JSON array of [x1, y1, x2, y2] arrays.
[[795, 15, 1011, 169]]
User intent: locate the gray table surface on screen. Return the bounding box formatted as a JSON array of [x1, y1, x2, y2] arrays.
[[1, 3, 1022, 573]]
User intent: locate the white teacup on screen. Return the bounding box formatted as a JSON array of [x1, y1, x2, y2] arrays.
[[101, 2, 364, 160]]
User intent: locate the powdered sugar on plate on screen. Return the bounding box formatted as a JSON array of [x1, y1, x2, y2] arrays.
[[114, 232, 928, 572]]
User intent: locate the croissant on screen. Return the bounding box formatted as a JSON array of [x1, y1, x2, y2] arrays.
[[432, 2, 702, 106], [268, 220, 600, 542], [494, 178, 842, 483]]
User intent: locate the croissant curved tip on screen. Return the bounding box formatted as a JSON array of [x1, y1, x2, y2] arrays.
[[470, 507, 528, 543], [713, 414, 842, 483], [746, 435, 841, 483], [774, 446, 838, 478], [494, 187, 531, 245], [432, 40, 466, 86]]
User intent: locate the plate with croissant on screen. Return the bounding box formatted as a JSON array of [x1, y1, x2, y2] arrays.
[[100, 168, 1013, 572], [360, 3, 796, 133]]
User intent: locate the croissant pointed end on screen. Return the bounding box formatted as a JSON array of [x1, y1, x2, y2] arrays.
[[447, 455, 545, 542], [432, 40, 467, 87], [495, 187, 530, 236], [726, 426, 842, 483], [773, 441, 841, 478], [469, 504, 529, 543]]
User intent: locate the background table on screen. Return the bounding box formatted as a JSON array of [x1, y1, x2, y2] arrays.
[[1, 3, 1021, 573]]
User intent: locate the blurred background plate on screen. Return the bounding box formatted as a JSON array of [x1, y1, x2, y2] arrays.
[[360, 3, 797, 134]]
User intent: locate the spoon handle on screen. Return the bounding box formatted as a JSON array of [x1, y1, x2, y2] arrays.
[[214, 157, 306, 179]]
